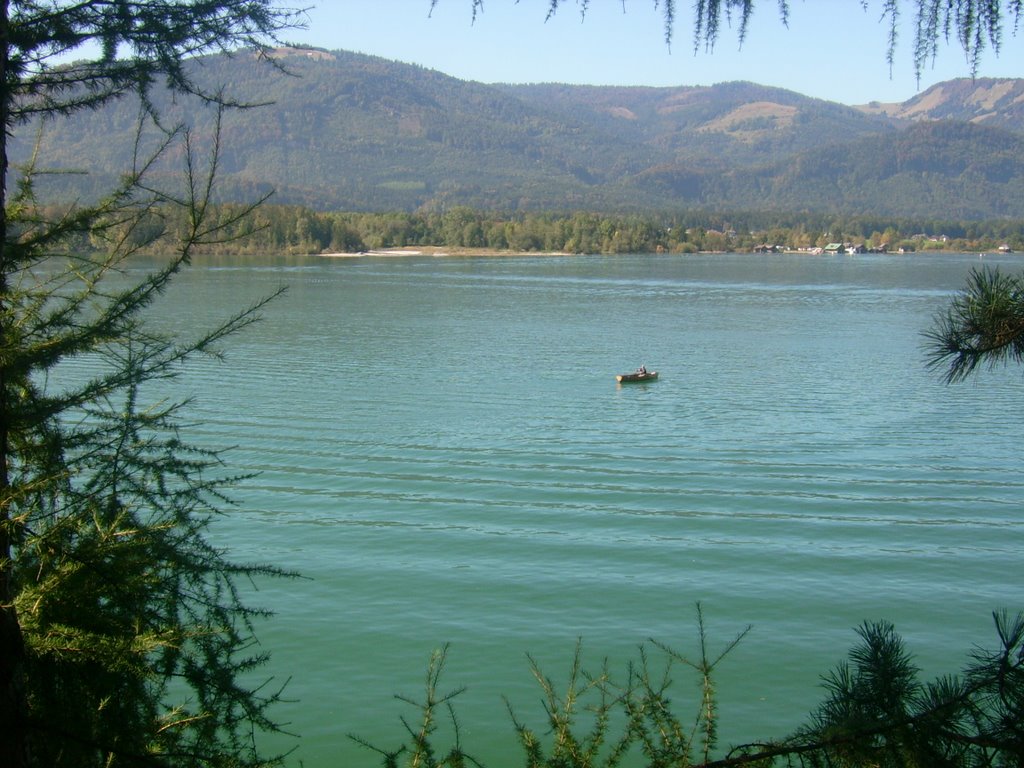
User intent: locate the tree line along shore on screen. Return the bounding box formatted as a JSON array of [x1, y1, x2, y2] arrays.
[[63, 202, 1024, 257]]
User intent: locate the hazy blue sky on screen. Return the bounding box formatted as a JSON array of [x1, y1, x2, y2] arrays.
[[288, 1, 1024, 104]]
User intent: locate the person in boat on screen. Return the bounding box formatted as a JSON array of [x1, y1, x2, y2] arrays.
[[638, 365, 647, 374]]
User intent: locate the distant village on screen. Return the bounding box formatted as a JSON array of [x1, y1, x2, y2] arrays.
[[752, 238, 1015, 255]]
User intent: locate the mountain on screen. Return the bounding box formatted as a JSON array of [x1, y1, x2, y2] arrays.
[[498, 81, 896, 169], [698, 120, 1024, 218], [12, 48, 1024, 219], [855, 77, 1024, 133]]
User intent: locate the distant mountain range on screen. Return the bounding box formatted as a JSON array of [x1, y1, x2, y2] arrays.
[[14, 47, 1024, 219]]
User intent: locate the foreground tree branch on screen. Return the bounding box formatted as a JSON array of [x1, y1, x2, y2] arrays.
[[0, 3, 302, 767], [925, 266, 1024, 383], [360, 610, 1024, 768], [435, 1, 1021, 82]]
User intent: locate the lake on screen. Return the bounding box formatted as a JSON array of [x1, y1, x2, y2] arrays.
[[126, 250, 1023, 766]]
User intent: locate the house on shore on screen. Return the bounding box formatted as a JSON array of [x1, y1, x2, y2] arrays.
[[824, 242, 867, 255]]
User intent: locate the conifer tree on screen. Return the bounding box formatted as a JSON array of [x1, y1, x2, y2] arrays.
[[926, 266, 1024, 383], [360, 611, 1024, 767], [0, 3, 301, 767]]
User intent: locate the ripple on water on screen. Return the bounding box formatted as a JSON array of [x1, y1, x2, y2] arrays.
[[87, 252, 1024, 767]]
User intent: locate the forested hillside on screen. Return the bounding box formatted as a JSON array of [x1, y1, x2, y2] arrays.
[[648, 120, 1024, 218], [499, 81, 896, 168], [13, 48, 1024, 218]]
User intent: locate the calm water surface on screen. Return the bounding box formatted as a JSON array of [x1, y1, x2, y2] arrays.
[[126, 251, 1022, 765]]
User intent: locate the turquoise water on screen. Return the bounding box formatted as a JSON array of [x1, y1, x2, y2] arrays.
[[125, 251, 1022, 765]]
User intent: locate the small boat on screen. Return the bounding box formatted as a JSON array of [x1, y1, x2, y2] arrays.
[[616, 369, 658, 383]]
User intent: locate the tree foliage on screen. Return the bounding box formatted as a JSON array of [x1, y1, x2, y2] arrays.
[[926, 266, 1024, 383], [5, 0, 299, 121], [127, 202, 1024, 256], [0, 3, 301, 767], [360, 609, 1024, 768], [436, 1, 1022, 82]]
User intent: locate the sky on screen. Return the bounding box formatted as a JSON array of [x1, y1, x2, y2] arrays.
[[285, 1, 1024, 105]]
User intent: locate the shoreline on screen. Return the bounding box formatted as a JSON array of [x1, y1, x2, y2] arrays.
[[315, 244, 1021, 259], [319, 246, 570, 258]]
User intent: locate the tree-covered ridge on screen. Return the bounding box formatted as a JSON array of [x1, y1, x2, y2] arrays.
[[12, 48, 1024, 219], [707, 120, 1024, 219], [497, 80, 895, 167]]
